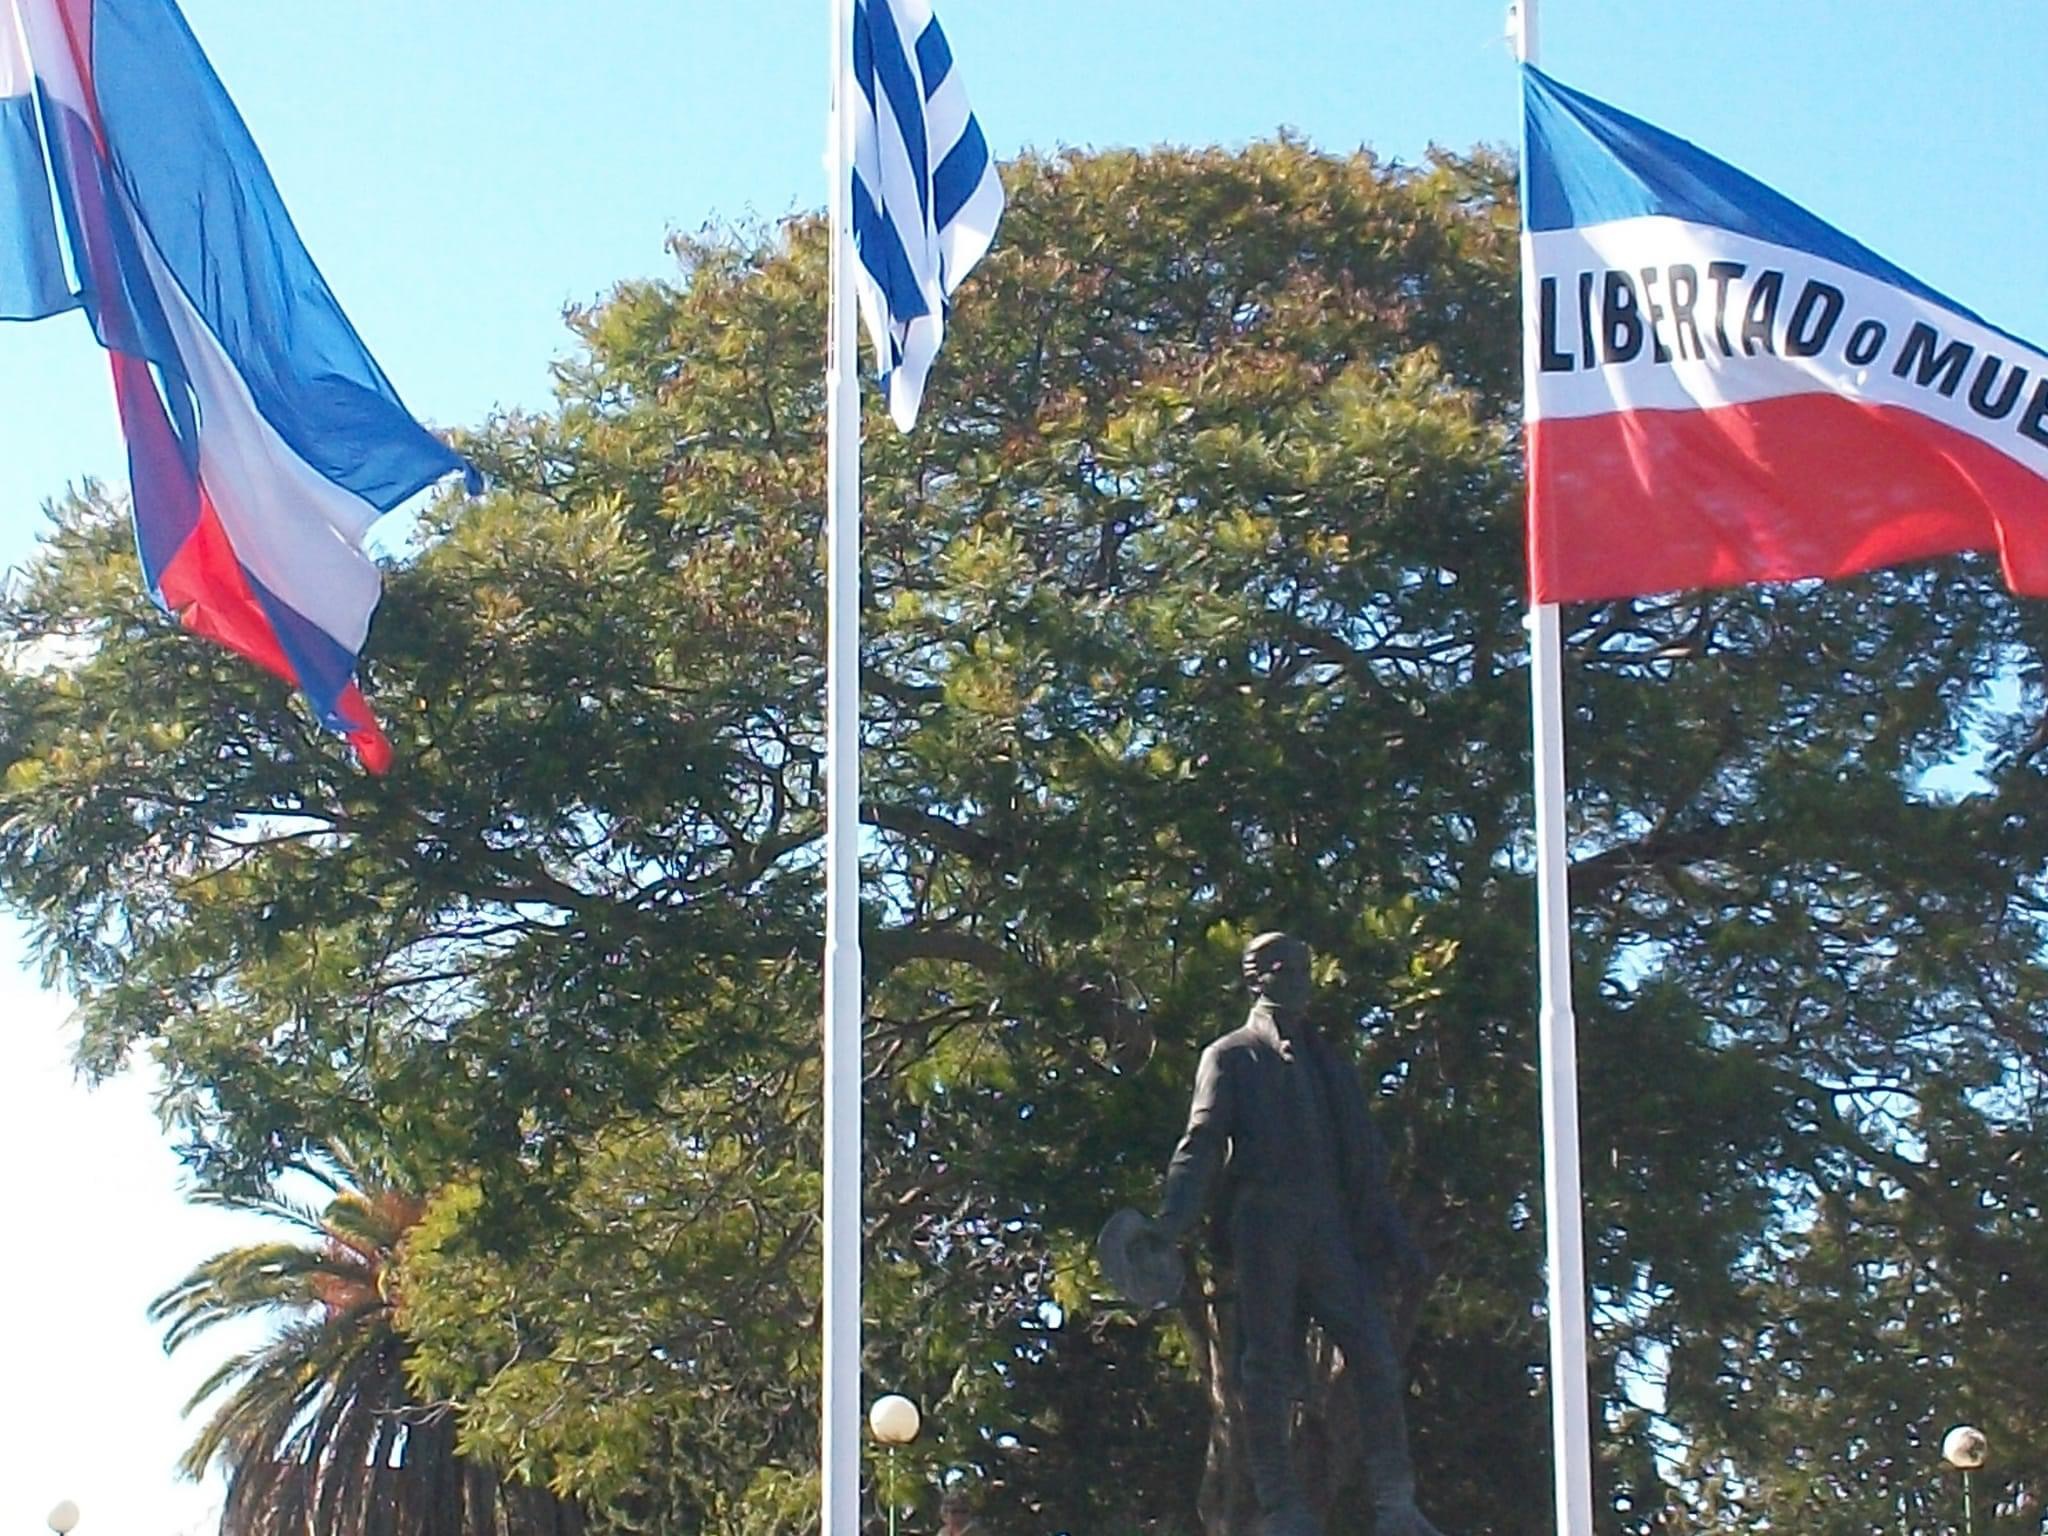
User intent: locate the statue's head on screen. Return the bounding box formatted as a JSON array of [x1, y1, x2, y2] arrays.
[[1242, 931, 1311, 1012]]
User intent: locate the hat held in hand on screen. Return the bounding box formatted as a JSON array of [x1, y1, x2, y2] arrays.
[[1098, 1207, 1184, 1310]]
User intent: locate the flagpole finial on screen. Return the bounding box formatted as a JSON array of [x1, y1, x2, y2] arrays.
[[1509, 0, 1538, 64]]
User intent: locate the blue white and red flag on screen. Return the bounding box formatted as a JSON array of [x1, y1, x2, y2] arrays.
[[1524, 66, 2048, 603], [6, 0, 469, 770]]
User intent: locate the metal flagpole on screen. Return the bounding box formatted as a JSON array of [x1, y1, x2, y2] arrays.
[[1512, 2, 1597, 1533], [822, 0, 864, 1528]]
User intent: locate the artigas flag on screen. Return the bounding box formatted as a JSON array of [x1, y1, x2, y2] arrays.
[[851, 0, 1003, 431], [0, 5, 68, 319], [4, 0, 470, 770], [1523, 66, 2048, 604]]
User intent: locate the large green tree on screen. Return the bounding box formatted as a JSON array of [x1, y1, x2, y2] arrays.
[[5, 140, 2047, 1533]]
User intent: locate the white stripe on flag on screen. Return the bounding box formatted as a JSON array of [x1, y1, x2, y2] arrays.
[[1524, 216, 2048, 481], [16, 0, 87, 116], [1, 0, 36, 95], [132, 191, 384, 652]]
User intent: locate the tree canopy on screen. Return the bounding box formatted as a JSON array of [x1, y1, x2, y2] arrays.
[[4, 138, 2046, 1534]]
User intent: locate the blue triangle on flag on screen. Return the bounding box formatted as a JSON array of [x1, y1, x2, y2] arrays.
[[1521, 65, 1981, 327]]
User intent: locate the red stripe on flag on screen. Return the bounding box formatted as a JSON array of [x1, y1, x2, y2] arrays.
[[1528, 394, 2048, 603], [155, 491, 393, 772], [156, 486, 297, 678], [334, 683, 394, 775]]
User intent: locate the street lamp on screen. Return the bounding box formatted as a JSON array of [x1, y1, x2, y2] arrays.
[[46, 1502, 80, 1536], [1943, 1425, 1988, 1536], [869, 1395, 922, 1536]]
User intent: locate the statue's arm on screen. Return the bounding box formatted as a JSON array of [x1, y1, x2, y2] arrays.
[[1156, 1045, 1230, 1242]]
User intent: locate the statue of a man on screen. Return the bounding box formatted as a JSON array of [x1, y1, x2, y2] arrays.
[[1133, 932, 1444, 1536]]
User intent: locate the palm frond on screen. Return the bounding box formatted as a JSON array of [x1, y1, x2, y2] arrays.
[[160, 1167, 584, 1536], [152, 1243, 378, 1351]]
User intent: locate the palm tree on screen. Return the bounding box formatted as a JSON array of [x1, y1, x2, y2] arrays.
[[152, 1156, 584, 1536]]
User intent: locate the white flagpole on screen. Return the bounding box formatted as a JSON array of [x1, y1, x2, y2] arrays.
[[822, 0, 864, 1528], [1512, 3, 1597, 1533]]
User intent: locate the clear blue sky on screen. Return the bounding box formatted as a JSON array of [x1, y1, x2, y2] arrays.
[[3, 2, 2046, 1530]]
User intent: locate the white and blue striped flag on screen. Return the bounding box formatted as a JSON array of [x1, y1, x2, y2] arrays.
[[851, 0, 1004, 431]]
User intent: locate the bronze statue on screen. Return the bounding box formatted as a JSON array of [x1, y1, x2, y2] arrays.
[[1102, 932, 1444, 1536]]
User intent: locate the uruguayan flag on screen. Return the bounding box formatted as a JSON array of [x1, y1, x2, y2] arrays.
[[851, 0, 1003, 431]]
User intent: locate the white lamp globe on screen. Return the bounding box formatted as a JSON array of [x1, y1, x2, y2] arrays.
[[869, 1394, 922, 1446], [47, 1502, 81, 1535], [1942, 1424, 1988, 1471]]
